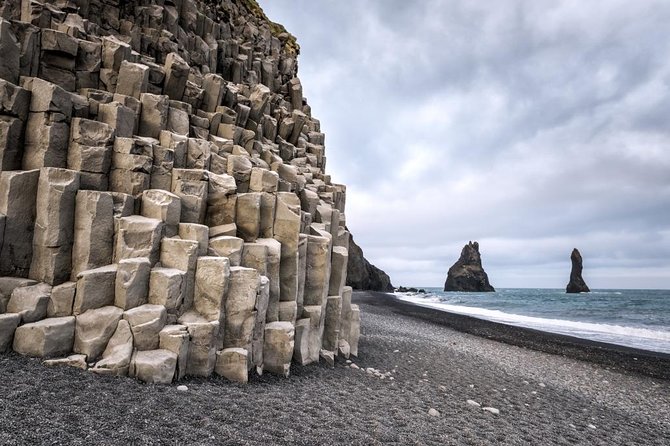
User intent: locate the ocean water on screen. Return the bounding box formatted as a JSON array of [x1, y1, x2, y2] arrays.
[[395, 288, 670, 354]]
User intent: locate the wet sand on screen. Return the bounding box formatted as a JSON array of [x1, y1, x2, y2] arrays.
[[0, 291, 668, 445]]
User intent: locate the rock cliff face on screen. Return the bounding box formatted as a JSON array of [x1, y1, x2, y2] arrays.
[[444, 241, 495, 292], [0, 0, 360, 383], [566, 248, 590, 293], [346, 233, 394, 292]]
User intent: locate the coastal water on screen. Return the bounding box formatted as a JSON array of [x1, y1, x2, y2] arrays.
[[396, 288, 670, 354]]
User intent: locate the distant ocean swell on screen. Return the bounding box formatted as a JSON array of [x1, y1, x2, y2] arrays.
[[395, 288, 670, 354]]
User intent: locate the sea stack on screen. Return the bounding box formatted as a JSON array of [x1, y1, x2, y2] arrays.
[[444, 241, 495, 292], [566, 248, 590, 293]]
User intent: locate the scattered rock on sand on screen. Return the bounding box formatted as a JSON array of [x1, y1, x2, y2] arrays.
[[483, 407, 500, 415], [467, 400, 481, 407], [428, 408, 440, 417], [177, 385, 188, 391], [588, 424, 596, 429]]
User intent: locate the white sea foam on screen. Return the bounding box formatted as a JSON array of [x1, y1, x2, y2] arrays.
[[396, 294, 670, 354]]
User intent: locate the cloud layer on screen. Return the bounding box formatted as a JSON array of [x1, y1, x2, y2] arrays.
[[259, 0, 670, 289]]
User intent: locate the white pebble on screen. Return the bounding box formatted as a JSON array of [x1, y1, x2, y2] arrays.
[[588, 424, 596, 429], [177, 385, 188, 392], [539, 383, 546, 388], [346, 360, 352, 364], [439, 385, 447, 392], [482, 407, 500, 415], [428, 408, 440, 417], [468, 384, 475, 388], [466, 400, 481, 407], [393, 349, 400, 353], [350, 363, 359, 369]]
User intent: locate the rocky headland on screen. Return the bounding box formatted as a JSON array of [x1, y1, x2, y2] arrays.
[[346, 232, 394, 292], [0, 0, 361, 384], [444, 241, 495, 292], [566, 248, 590, 293]]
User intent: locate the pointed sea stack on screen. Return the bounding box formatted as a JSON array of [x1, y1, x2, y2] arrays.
[[444, 241, 495, 292], [566, 248, 590, 293]]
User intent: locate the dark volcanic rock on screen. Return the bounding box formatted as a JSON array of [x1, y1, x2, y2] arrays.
[[444, 241, 495, 292], [566, 248, 590, 293], [346, 233, 394, 292]]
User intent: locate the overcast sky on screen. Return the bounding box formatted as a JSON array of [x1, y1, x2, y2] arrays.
[[259, 0, 670, 289]]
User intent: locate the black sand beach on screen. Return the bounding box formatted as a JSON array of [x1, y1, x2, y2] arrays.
[[1, 291, 668, 445]]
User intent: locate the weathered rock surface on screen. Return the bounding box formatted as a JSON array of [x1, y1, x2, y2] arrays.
[[0, 0, 362, 385], [346, 232, 394, 292], [566, 248, 590, 293], [444, 241, 495, 292]]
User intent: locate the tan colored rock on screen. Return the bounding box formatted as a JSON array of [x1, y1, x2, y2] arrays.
[[0, 277, 37, 313], [241, 242, 267, 276], [91, 319, 133, 376], [293, 318, 310, 365], [215, 348, 248, 384], [159, 237, 199, 314], [328, 247, 348, 297], [178, 311, 219, 376], [208, 235, 244, 267], [123, 304, 167, 351], [251, 276, 270, 371], [0, 170, 38, 277], [73, 265, 117, 315], [303, 305, 323, 364], [22, 112, 69, 170], [67, 118, 115, 181], [159, 131, 188, 169], [13, 316, 75, 358], [43, 354, 87, 370], [149, 267, 185, 313], [74, 306, 123, 361], [263, 321, 295, 378], [278, 301, 297, 324], [139, 93, 169, 138], [0, 313, 20, 353], [273, 193, 301, 304], [338, 339, 351, 359], [224, 267, 260, 352], [47, 281, 75, 317], [201, 73, 225, 112], [71, 190, 114, 279], [98, 101, 135, 138], [141, 189, 181, 238], [186, 138, 212, 170], [171, 169, 208, 224], [30, 167, 79, 285], [304, 235, 331, 307], [206, 172, 237, 227], [249, 168, 279, 193], [209, 223, 237, 238], [235, 192, 262, 242], [323, 295, 342, 352], [226, 154, 252, 193], [349, 304, 361, 357], [159, 324, 189, 380], [114, 216, 164, 265], [178, 222, 209, 256], [194, 256, 229, 327], [255, 238, 281, 322], [7, 282, 51, 323], [114, 258, 150, 310], [163, 53, 189, 101], [116, 61, 149, 99], [297, 235, 308, 316], [151, 143, 175, 191], [130, 349, 177, 384]]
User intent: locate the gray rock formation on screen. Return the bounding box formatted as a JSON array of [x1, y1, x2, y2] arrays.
[[566, 248, 590, 293], [444, 241, 495, 292], [346, 232, 394, 292], [0, 0, 360, 384]]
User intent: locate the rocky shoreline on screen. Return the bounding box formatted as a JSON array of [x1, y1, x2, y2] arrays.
[[1, 291, 668, 445]]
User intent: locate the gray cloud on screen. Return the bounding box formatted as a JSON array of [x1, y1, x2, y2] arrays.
[[259, 0, 670, 289]]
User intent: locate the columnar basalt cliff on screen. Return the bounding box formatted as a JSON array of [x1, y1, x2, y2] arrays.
[[566, 248, 590, 294], [0, 0, 360, 384], [444, 241, 495, 292]]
